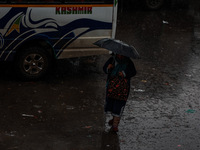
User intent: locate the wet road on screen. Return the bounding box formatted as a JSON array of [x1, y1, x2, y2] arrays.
[[115, 2, 200, 150], [0, 57, 107, 150], [0, 2, 200, 150]]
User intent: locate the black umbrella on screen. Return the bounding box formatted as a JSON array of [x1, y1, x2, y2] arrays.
[[94, 38, 141, 59]]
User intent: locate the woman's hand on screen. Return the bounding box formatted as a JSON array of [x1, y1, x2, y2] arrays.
[[107, 64, 114, 70], [118, 72, 124, 77]]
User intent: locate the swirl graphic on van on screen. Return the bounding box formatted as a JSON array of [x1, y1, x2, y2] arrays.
[[4, 8, 58, 37], [22, 9, 58, 29], [0, 7, 112, 61], [0, 8, 59, 60]]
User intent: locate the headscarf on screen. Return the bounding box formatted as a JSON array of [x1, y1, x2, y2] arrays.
[[110, 55, 128, 76]]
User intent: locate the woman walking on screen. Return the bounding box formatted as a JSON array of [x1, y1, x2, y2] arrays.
[[103, 53, 137, 132]]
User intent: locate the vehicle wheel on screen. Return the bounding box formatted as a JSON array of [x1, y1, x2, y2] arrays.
[[15, 47, 51, 80], [144, 0, 164, 10]]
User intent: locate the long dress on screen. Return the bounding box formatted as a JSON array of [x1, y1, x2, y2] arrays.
[[103, 56, 137, 117]]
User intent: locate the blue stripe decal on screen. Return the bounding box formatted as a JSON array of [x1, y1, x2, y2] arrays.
[[0, 7, 112, 61]]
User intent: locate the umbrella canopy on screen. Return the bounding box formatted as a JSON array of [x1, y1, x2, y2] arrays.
[[94, 38, 141, 59]]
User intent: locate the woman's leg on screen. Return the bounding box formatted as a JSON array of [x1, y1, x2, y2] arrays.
[[111, 116, 121, 132], [110, 100, 126, 132]]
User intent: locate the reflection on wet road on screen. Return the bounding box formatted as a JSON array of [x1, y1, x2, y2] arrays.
[[0, 57, 108, 150], [116, 3, 200, 150]]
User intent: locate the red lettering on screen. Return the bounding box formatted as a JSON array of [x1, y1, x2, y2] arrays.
[[56, 7, 60, 14], [61, 7, 66, 14], [72, 7, 77, 14], [87, 7, 92, 14], [67, 7, 71, 14]]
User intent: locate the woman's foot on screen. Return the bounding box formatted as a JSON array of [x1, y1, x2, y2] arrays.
[[108, 119, 113, 126], [110, 126, 119, 132], [111, 116, 120, 132]]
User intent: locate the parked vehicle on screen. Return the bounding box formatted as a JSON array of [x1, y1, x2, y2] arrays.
[[0, 0, 118, 80], [125, 0, 189, 10], [144, 0, 165, 10]]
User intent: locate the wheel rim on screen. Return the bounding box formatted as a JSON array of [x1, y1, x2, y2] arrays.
[[23, 53, 44, 75]]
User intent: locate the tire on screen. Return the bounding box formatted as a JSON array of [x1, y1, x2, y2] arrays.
[[144, 0, 164, 10], [15, 46, 51, 80]]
